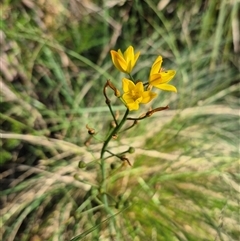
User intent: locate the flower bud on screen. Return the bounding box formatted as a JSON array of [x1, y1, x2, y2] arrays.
[[110, 162, 117, 170], [128, 147, 135, 154], [86, 124, 95, 135], [78, 160, 86, 169]]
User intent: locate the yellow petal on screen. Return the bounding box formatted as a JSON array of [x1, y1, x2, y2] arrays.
[[122, 78, 135, 93], [127, 102, 140, 111], [153, 56, 163, 65], [149, 70, 176, 86], [125, 46, 133, 73], [150, 56, 163, 76], [127, 61, 133, 74], [133, 51, 140, 66], [154, 84, 177, 92], [123, 92, 143, 104], [141, 91, 157, 104], [117, 49, 124, 58], [123, 93, 142, 104], [149, 74, 163, 85], [111, 46, 140, 74], [110, 50, 127, 72], [125, 46, 139, 73], [122, 93, 141, 111], [135, 81, 144, 93], [124, 46, 134, 62], [161, 70, 176, 82], [122, 93, 133, 103]]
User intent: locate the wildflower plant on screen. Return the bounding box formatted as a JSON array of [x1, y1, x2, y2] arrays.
[[80, 45, 177, 228], [99, 45, 177, 166]]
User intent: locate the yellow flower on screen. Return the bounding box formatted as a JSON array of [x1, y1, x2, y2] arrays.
[[149, 56, 177, 92], [110, 46, 140, 74], [122, 78, 157, 111]]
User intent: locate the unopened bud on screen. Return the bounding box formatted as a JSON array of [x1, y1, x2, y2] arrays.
[[78, 160, 86, 169], [110, 162, 117, 170], [86, 124, 95, 135], [111, 120, 117, 128], [115, 89, 121, 97], [128, 147, 135, 154], [107, 80, 121, 97]]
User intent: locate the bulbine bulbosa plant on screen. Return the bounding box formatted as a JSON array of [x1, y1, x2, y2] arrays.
[[100, 45, 177, 163], [76, 45, 177, 237]]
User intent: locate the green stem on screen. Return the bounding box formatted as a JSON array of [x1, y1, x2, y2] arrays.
[[99, 108, 129, 234], [128, 73, 135, 82], [100, 108, 129, 192], [100, 108, 129, 187], [100, 108, 129, 159], [107, 102, 118, 126]]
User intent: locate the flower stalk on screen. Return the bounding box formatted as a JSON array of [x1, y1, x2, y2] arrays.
[[83, 45, 177, 234], [103, 80, 120, 126], [100, 108, 129, 159]]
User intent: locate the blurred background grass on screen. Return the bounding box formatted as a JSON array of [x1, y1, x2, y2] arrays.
[[0, 0, 239, 240]]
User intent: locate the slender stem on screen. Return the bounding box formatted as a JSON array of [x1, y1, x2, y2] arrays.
[[99, 108, 129, 232], [100, 109, 129, 159], [107, 103, 118, 126], [119, 120, 138, 133], [128, 73, 134, 82], [100, 108, 129, 192], [100, 109, 129, 189], [106, 149, 129, 157], [103, 81, 118, 126]]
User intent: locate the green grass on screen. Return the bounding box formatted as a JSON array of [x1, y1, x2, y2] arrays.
[[1, 0, 239, 240]]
